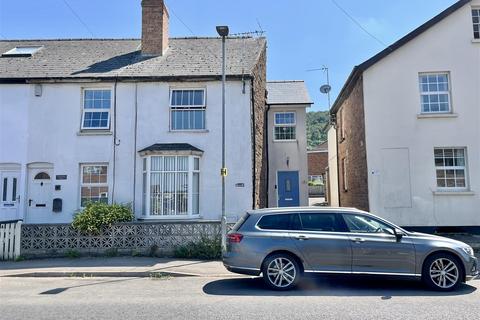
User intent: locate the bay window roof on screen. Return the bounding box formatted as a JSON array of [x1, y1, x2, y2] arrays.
[[139, 143, 203, 156]]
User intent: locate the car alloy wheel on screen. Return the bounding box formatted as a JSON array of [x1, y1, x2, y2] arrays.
[[262, 254, 300, 290], [429, 258, 459, 289], [423, 253, 463, 291]]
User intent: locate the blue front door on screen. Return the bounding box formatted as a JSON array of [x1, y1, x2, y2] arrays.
[[277, 171, 300, 207]]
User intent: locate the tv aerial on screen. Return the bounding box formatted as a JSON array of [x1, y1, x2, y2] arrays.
[[307, 66, 331, 109]]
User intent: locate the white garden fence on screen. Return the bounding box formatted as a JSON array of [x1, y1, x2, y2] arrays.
[[0, 219, 22, 260]]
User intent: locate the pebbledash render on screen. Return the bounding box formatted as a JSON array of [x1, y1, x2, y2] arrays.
[[0, 0, 310, 224], [328, 0, 480, 228]]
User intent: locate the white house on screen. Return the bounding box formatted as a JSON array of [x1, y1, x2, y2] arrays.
[[328, 0, 480, 229], [266, 81, 312, 208], [0, 0, 309, 224]]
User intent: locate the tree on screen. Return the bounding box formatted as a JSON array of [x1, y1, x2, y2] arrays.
[[306, 111, 329, 149]]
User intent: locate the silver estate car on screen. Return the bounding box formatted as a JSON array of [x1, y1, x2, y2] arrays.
[[223, 207, 478, 291]]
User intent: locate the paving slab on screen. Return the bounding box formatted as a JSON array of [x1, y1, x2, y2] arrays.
[[0, 257, 238, 278]]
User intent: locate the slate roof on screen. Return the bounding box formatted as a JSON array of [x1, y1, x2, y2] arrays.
[[139, 143, 203, 153], [0, 37, 266, 82], [266, 80, 313, 105], [331, 0, 470, 114]]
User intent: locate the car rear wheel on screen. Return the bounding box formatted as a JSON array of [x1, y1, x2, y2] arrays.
[[262, 253, 301, 290], [422, 253, 463, 291]]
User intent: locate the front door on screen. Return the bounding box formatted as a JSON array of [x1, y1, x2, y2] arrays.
[[277, 171, 299, 207], [27, 168, 53, 217], [0, 171, 20, 220], [342, 213, 416, 275]]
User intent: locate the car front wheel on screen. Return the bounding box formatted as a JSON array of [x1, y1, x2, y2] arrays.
[[422, 253, 463, 291], [262, 253, 301, 290]]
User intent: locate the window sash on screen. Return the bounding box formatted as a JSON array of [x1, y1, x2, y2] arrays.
[[144, 156, 200, 217], [274, 126, 296, 140], [274, 112, 296, 126], [82, 89, 111, 130], [434, 148, 468, 190], [419, 74, 451, 113], [171, 109, 206, 130], [274, 112, 296, 140], [472, 9, 480, 39], [80, 164, 108, 207], [170, 89, 206, 107]]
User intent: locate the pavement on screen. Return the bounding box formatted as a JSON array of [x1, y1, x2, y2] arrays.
[[0, 275, 479, 320], [0, 257, 236, 278]]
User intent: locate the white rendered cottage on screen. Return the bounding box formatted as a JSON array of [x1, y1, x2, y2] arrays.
[[0, 0, 309, 224], [328, 0, 480, 229]]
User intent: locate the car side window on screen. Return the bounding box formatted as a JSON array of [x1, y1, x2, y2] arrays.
[[257, 214, 301, 230], [342, 214, 394, 235], [299, 213, 343, 232]]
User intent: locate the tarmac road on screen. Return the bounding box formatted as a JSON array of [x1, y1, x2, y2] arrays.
[[1, 274, 479, 320]]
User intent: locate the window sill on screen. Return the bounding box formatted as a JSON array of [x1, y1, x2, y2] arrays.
[[471, 39, 480, 43], [433, 191, 475, 196], [77, 130, 112, 136], [137, 215, 202, 221], [273, 139, 297, 143], [417, 113, 458, 119], [169, 129, 209, 133]]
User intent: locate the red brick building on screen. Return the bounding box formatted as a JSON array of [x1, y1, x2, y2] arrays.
[[307, 141, 328, 196]]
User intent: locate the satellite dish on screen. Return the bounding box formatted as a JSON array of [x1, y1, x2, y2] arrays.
[[320, 84, 331, 94]]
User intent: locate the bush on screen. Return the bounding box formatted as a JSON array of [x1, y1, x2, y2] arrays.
[[72, 202, 134, 234], [173, 236, 221, 260], [65, 249, 80, 259]]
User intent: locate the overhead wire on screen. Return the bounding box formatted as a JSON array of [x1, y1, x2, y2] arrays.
[[330, 0, 389, 49], [61, 0, 95, 38]]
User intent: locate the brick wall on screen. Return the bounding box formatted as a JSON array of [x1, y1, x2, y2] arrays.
[[141, 0, 169, 56], [251, 44, 268, 208], [336, 76, 369, 211], [308, 152, 328, 176]]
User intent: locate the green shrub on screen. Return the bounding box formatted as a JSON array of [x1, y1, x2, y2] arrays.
[[174, 236, 221, 260], [72, 202, 134, 234], [65, 249, 80, 259], [105, 248, 119, 257]]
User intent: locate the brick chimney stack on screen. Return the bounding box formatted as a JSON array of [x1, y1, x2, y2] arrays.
[[141, 0, 169, 56]]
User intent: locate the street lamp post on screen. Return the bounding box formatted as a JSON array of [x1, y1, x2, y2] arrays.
[[216, 25, 229, 252]]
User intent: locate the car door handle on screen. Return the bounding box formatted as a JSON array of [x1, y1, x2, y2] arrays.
[[295, 235, 310, 241], [351, 237, 366, 243]]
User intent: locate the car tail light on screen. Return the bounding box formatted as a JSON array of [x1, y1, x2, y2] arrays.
[[227, 233, 243, 243]]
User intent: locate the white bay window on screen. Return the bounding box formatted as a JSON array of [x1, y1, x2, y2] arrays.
[[142, 155, 200, 217]]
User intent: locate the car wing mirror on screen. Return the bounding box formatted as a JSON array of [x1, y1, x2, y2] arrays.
[[394, 228, 404, 242]]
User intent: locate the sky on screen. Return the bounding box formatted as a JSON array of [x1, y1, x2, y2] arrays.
[[0, 0, 458, 111]]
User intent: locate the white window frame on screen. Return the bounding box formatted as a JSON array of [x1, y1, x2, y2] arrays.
[[419, 73, 452, 114], [273, 111, 297, 141], [142, 155, 200, 218], [308, 175, 323, 183], [81, 88, 112, 130], [472, 8, 480, 39], [79, 164, 109, 208], [434, 147, 469, 191], [169, 88, 207, 131]]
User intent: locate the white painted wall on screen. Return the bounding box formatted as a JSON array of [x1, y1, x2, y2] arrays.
[[267, 105, 309, 207], [327, 126, 339, 207], [363, 1, 480, 226], [0, 80, 253, 223]]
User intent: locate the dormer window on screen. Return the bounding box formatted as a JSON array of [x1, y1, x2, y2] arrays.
[[2, 46, 43, 57]]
